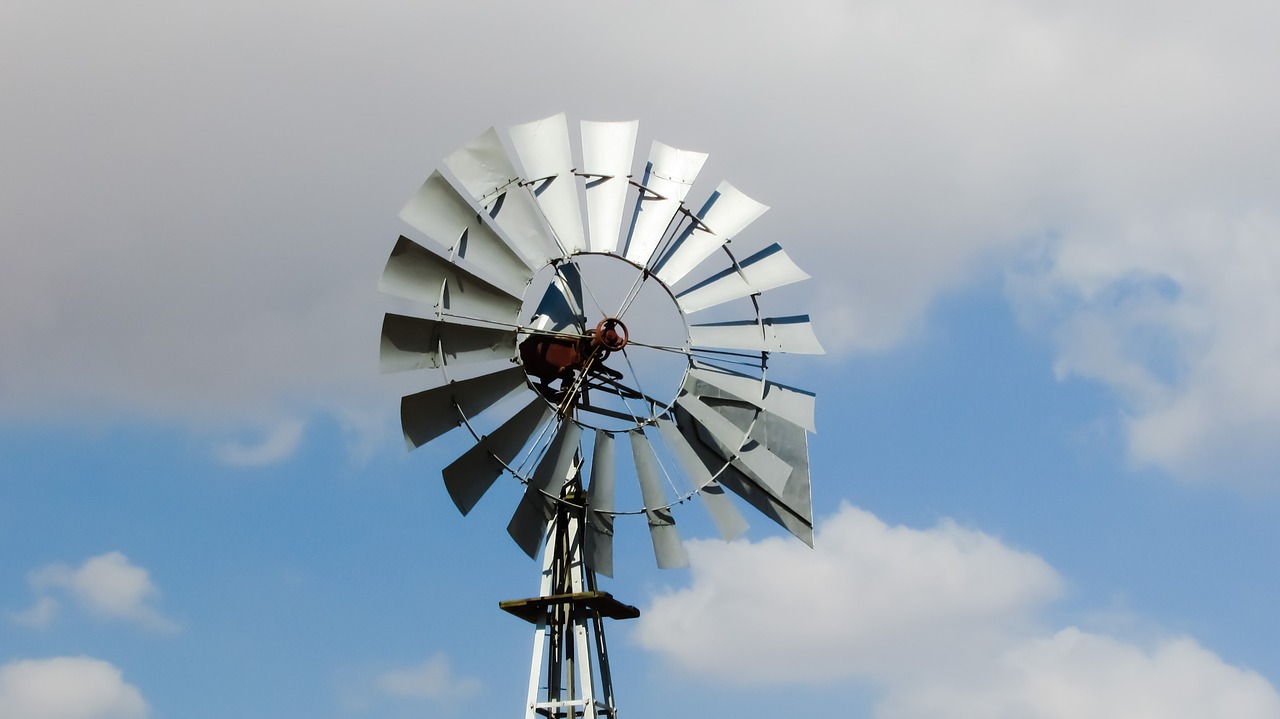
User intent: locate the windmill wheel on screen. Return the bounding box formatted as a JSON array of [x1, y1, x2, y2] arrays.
[[379, 114, 823, 574]]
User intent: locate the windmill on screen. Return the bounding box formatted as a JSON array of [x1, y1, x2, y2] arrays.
[[378, 113, 822, 718]]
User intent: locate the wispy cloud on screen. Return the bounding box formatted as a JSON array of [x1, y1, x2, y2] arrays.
[[212, 418, 305, 467], [376, 653, 482, 703], [7, 596, 59, 630], [1010, 212, 1280, 483]]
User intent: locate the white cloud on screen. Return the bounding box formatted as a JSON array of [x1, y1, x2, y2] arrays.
[[27, 552, 179, 633], [212, 418, 306, 466], [0, 657, 148, 719], [879, 629, 1280, 719], [637, 503, 1062, 682], [8, 596, 60, 630], [637, 505, 1280, 718], [376, 653, 482, 702], [1011, 211, 1280, 483]]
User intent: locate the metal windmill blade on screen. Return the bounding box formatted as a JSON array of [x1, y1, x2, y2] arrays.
[[378, 113, 825, 719]]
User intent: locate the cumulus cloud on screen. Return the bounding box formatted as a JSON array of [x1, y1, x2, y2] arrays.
[[212, 418, 306, 466], [638, 503, 1063, 682], [637, 505, 1280, 717], [0, 656, 148, 719], [376, 653, 482, 702], [21, 552, 179, 633], [879, 629, 1280, 719]]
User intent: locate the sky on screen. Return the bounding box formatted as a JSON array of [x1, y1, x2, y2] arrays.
[[3, 1, 1280, 717]]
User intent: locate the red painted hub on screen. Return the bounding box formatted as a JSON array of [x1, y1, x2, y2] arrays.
[[520, 317, 630, 388], [592, 318, 628, 352]]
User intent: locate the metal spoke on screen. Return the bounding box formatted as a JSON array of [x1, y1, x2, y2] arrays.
[[437, 310, 592, 341]]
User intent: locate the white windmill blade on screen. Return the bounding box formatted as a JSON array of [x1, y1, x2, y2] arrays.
[[652, 181, 769, 286], [507, 420, 583, 558], [585, 430, 617, 577], [655, 417, 748, 541], [400, 366, 530, 451], [746, 407, 814, 534], [581, 120, 638, 254], [687, 363, 817, 433], [675, 244, 810, 314], [684, 378, 815, 527], [530, 262, 585, 334], [379, 314, 518, 374], [622, 141, 709, 267], [673, 404, 814, 546], [379, 236, 523, 323], [444, 127, 563, 266], [697, 481, 750, 541], [629, 429, 689, 569], [680, 371, 808, 496], [509, 113, 586, 255], [715, 459, 814, 546], [688, 315, 826, 355], [399, 170, 536, 292], [442, 399, 554, 516], [674, 390, 793, 498]]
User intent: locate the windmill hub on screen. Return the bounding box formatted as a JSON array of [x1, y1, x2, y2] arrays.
[[518, 316, 629, 388], [592, 317, 628, 352], [516, 253, 688, 432]]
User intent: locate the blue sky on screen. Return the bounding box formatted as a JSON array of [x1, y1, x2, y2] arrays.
[[3, 1, 1280, 717]]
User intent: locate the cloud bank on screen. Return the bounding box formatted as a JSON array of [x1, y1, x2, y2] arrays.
[[2, 0, 1278, 483]]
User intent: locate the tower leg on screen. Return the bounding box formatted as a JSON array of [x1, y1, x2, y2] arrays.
[[502, 483, 637, 719]]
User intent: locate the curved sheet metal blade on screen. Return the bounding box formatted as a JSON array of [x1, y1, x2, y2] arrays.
[[629, 429, 689, 569], [655, 417, 748, 541], [441, 398, 553, 515], [400, 366, 529, 450], [444, 128, 562, 266], [744, 406, 813, 536], [688, 363, 816, 433], [530, 420, 583, 493], [682, 377, 814, 530], [380, 314, 517, 374], [581, 120, 638, 254], [653, 181, 769, 286], [530, 262, 585, 334], [675, 244, 810, 314], [585, 430, 616, 577], [399, 171, 535, 292], [698, 480, 750, 541], [673, 404, 813, 546], [623, 141, 708, 268], [507, 420, 583, 558], [509, 114, 586, 255], [442, 127, 515, 200], [675, 389, 792, 499], [379, 236, 523, 323], [688, 315, 825, 355]]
